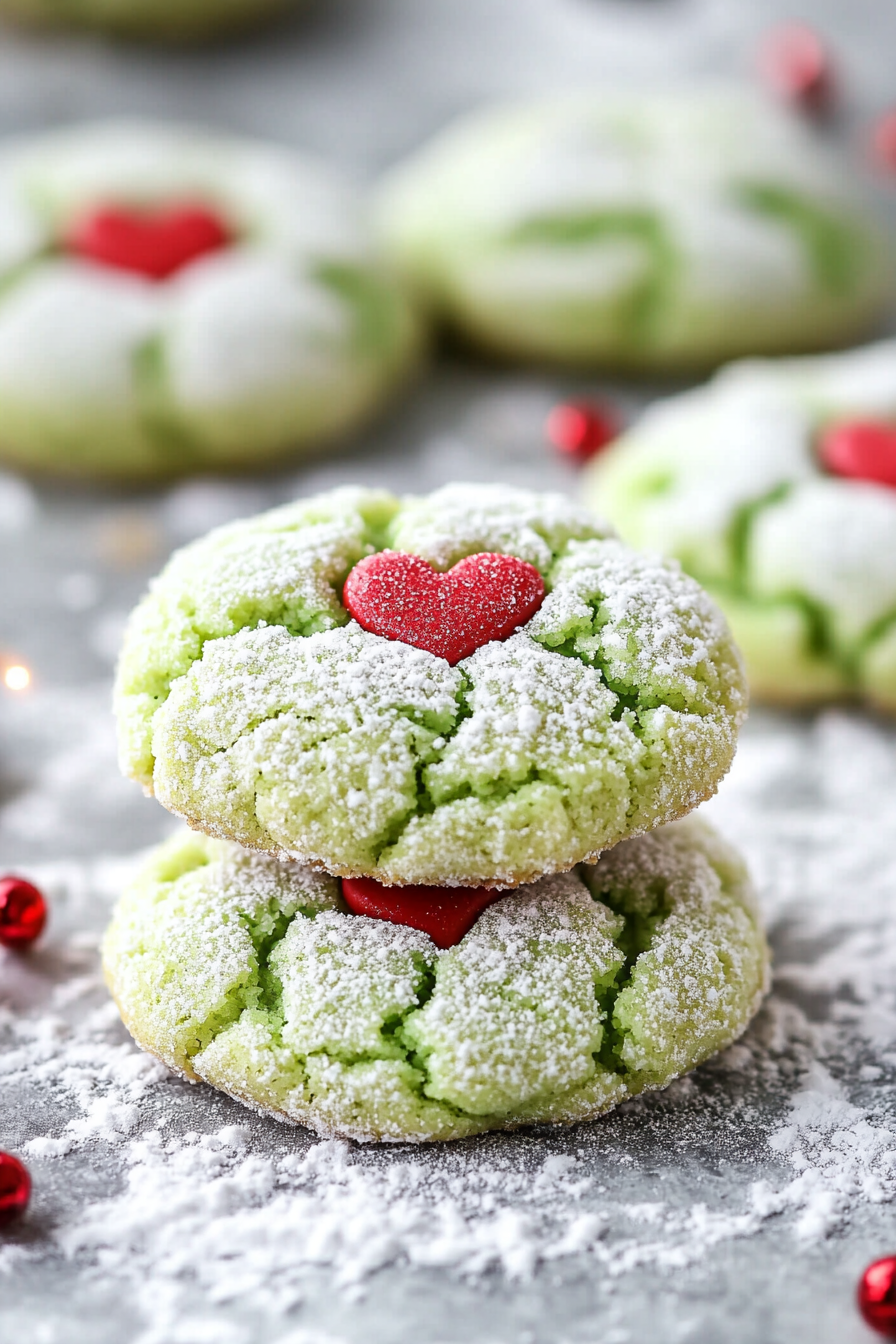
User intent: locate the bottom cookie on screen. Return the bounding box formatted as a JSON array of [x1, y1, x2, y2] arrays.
[[102, 817, 769, 1143]]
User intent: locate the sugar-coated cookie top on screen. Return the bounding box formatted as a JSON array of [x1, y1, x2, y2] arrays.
[[377, 85, 890, 368], [102, 817, 769, 1142], [115, 484, 747, 886], [0, 121, 412, 408], [587, 340, 896, 664]]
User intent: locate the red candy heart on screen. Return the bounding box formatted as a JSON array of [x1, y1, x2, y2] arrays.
[[0, 876, 47, 948], [818, 420, 896, 490], [343, 551, 545, 665], [65, 203, 232, 281], [341, 877, 506, 949]]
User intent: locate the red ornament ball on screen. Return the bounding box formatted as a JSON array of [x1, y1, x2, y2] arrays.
[[858, 1256, 896, 1338], [0, 1152, 31, 1225], [756, 22, 834, 114], [66, 202, 232, 281], [0, 876, 47, 948], [342, 877, 506, 949], [546, 401, 620, 464], [871, 109, 896, 176], [818, 420, 896, 490], [343, 551, 545, 666]]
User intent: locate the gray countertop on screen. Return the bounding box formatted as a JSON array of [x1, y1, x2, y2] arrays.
[[2, 2, 896, 1342]]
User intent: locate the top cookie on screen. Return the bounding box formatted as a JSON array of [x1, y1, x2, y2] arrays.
[[584, 340, 896, 713], [376, 85, 891, 373], [0, 123, 419, 480], [115, 484, 747, 887]]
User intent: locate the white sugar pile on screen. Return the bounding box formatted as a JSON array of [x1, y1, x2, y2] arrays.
[[1, 709, 896, 1343]]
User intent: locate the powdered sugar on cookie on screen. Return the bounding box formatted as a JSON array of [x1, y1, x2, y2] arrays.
[[4, 709, 896, 1342], [102, 817, 767, 1141], [588, 339, 896, 711], [117, 485, 746, 886]]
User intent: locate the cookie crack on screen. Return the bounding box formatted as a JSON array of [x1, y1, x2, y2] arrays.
[[589, 883, 672, 1077], [132, 332, 210, 468], [135, 511, 607, 785], [727, 481, 795, 588], [734, 181, 873, 296], [528, 633, 715, 724], [229, 671, 477, 866], [0, 254, 48, 302], [183, 901, 308, 1064], [501, 207, 678, 346], [857, 606, 896, 658]]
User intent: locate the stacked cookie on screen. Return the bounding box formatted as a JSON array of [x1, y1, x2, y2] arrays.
[[105, 484, 769, 1142]]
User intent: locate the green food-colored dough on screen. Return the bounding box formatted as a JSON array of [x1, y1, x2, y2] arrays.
[[115, 484, 747, 886], [584, 339, 896, 713], [376, 86, 891, 373], [103, 817, 769, 1142], [0, 123, 420, 479]]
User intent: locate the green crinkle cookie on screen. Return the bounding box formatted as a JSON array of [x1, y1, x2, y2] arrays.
[[115, 484, 747, 886], [0, 123, 420, 480], [584, 339, 896, 714], [102, 817, 769, 1143], [375, 85, 891, 374]]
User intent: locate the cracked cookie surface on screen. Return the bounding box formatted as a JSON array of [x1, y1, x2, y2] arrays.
[[102, 817, 769, 1142], [115, 484, 747, 886], [375, 86, 891, 374], [584, 339, 896, 713]]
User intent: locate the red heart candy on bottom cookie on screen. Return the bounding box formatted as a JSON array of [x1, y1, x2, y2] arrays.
[[819, 420, 896, 489], [343, 551, 545, 665], [66, 203, 232, 281], [341, 877, 506, 949]]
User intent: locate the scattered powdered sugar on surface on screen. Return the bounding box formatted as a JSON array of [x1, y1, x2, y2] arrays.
[[3, 694, 896, 1340]]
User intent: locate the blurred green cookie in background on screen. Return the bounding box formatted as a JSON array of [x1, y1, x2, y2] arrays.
[[0, 123, 421, 480], [103, 817, 769, 1142], [584, 340, 896, 713], [0, 0, 289, 44], [377, 85, 892, 375]]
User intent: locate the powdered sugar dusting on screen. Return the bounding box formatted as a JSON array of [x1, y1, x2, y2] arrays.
[[102, 819, 763, 1141], [377, 85, 888, 364], [3, 707, 896, 1340], [121, 485, 745, 887], [588, 338, 896, 708]]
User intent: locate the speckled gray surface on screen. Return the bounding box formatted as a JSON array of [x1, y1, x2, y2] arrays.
[[2, 2, 896, 1342]]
